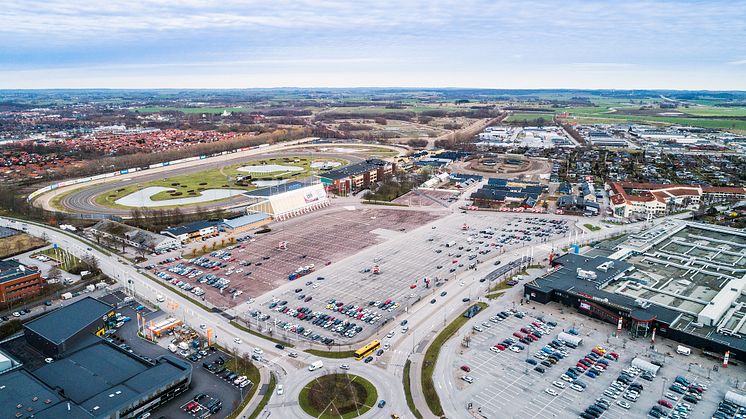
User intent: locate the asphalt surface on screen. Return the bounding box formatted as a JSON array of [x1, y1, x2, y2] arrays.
[[0, 208, 675, 419]]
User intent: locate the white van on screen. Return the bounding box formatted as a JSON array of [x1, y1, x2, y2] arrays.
[[308, 360, 323, 371], [156, 295, 165, 303], [676, 345, 691, 356]]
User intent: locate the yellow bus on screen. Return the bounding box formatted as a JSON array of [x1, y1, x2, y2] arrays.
[[354, 339, 381, 360]]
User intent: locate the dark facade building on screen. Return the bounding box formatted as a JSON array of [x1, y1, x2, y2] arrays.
[[0, 260, 44, 303], [24, 296, 115, 357], [0, 296, 192, 419]]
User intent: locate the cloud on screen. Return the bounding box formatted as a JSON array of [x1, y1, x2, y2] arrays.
[[728, 59, 746, 65]]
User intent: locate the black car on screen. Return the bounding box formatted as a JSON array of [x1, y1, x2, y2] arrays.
[[376, 349, 384, 356], [534, 366, 545, 373], [440, 291, 447, 297], [462, 297, 471, 302], [400, 320, 408, 326], [364, 356, 373, 363], [430, 299, 437, 304], [540, 360, 552, 367], [275, 344, 285, 350]]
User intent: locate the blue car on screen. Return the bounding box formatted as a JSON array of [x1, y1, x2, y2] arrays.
[[121, 316, 132, 323], [378, 400, 386, 408], [526, 358, 538, 365]]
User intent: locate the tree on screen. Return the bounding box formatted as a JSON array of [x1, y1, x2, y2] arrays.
[[48, 266, 62, 283], [81, 254, 100, 273]]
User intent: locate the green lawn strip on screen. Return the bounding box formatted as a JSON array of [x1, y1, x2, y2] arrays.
[[246, 373, 276, 419], [421, 302, 489, 417], [403, 360, 424, 419], [223, 357, 262, 419], [304, 348, 355, 359], [230, 321, 294, 348], [298, 374, 377, 419], [486, 291, 505, 300], [583, 223, 601, 231], [33, 247, 88, 273]]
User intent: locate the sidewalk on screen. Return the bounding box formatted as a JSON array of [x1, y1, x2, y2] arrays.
[[409, 351, 440, 419], [236, 367, 271, 419]]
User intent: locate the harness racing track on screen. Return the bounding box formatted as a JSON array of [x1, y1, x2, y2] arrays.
[[35, 141, 406, 217]]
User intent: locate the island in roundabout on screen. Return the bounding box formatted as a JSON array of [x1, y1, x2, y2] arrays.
[[298, 373, 379, 418]]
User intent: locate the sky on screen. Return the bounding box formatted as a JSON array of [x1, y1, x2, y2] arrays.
[[1, 0, 745, 90]]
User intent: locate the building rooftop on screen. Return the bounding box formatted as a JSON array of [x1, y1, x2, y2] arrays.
[[162, 220, 218, 237], [0, 259, 39, 285], [0, 369, 64, 419], [0, 226, 20, 239], [23, 297, 113, 346], [318, 159, 390, 181], [221, 212, 270, 229]]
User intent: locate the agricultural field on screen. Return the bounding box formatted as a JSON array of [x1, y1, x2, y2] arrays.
[[560, 103, 746, 132], [505, 112, 555, 125], [94, 155, 348, 209], [0, 233, 47, 259], [132, 106, 257, 114]]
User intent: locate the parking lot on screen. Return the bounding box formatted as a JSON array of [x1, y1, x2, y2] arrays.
[[98, 292, 244, 419], [149, 207, 441, 308], [442, 302, 737, 419], [237, 213, 571, 346]]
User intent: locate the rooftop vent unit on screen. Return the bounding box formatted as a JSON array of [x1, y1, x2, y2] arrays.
[[597, 261, 614, 272], [576, 268, 597, 281]]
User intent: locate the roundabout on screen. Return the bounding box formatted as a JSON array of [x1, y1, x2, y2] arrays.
[[298, 373, 378, 419]]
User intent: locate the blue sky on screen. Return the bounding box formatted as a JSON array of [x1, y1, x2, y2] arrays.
[[1, 0, 745, 89]]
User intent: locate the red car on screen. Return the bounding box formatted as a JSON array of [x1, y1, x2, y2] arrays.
[[520, 328, 531, 334], [609, 352, 619, 359], [658, 399, 673, 408], [513, 332, 523, 339], [461, 365, 471, 372], [452, 259, 459, 264], [576, 362, 588, 369], [495, 344, 506, 351], [410, 284, 417, 289], [185, 401, 198, 411]]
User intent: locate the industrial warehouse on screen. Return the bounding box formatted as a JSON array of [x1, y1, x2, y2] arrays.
[[0, 297, 192, 419], [525, 220, 746, 361]]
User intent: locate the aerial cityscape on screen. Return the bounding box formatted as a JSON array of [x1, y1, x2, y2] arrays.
[[1, 1, 746, 419]]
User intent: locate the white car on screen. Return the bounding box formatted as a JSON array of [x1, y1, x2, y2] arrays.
[[253, 348, 264, 355], [233, 338, 242, 344], [509, 346, 521, 353], [489, 347, 500, 353], [545, 388, 558, 396], [666, 392, 678, 401], [340, 364, 350, 370], [276, 384, 284, 395], [570, 384, 584, 392], [386, 331, 395, 338], [560, 374, 574, 382], [383, 343, 390, 350], [552, 381, 565, 389], [461, 375, 474, 384], [616, 400, 631, 409]]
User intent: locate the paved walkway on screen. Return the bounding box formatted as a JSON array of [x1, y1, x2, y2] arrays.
[[236, 367, 272, 418]]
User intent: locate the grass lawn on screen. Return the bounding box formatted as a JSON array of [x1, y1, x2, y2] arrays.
[[403, 360, 424, 419], [486, 291, 505, 300], [298, 373, 378, 419], [583, 223, 602, 231], [94, 155, 347, 209], [304, 348, 356, 359], [422, 302, 488, 417], [0, 233, 47, 259]]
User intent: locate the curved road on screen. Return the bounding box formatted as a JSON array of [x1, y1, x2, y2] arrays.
[[37, 141, 407, 216]]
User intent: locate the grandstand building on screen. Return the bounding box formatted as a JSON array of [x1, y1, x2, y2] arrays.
[[245, 180, 330, 221]]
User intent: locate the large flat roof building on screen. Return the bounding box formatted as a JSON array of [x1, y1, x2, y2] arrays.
[[24, 296, 115, 357], [0, 296, 192, 419]]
